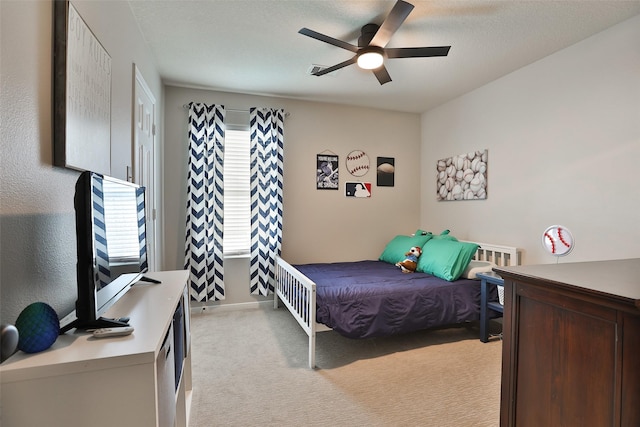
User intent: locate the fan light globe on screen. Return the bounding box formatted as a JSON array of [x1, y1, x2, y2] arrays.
[[357, 51, 384, 70]]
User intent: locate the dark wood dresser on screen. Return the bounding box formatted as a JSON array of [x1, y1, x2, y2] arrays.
[[495, 258, 640, 427]]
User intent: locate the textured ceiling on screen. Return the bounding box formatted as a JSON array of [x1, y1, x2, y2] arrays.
[[128, 0, 640, 113]]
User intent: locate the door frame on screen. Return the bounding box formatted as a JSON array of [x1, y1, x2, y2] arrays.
[[133, 64, 159, 271]]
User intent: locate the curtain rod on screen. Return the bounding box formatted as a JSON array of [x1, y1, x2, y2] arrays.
[[182, 104, 289, 116]]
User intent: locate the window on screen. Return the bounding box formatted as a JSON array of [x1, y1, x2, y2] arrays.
[[223, 127, 251, 256], [102, 180, 140, 263]]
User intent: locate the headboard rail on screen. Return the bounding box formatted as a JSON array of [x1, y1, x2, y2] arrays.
[[463, 241, 521, 267]]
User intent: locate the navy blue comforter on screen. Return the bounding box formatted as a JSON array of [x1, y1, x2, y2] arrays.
[[294, 260, 495, 339]]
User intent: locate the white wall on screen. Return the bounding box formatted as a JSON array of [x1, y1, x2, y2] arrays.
[[163, 87, 421, 304], [0, 0, 162, 325], [420, 14, 640, 265]]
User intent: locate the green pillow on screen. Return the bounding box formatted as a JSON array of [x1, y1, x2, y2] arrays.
[[415, 229, 457, 241], [433, 229, 458, 241], [379, 234, 433, 265], [417, 239, 479, 281]]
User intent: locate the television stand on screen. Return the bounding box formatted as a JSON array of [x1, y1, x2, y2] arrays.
[[137, 275, 162, 284], [59, 316, 129, 334], [1, 270, 192, 427]]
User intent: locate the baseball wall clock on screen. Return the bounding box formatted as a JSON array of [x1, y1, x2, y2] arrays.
[[346, 150, 370, 177]]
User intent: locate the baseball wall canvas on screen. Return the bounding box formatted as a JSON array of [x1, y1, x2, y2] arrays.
[[436, 149, 488, 201]]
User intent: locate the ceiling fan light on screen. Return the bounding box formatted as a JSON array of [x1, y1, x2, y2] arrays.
[[357, 51, 384, 70]]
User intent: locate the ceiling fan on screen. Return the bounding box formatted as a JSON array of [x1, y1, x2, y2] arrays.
[[299, 0, 451, 85]]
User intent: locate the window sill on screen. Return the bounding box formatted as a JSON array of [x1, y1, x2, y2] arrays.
[[224, 253, 250, 260]]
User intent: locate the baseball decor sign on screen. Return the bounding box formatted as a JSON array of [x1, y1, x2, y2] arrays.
[[542, 225, 575, 257], [346, 150, 370, 177], [316, 154, 339, 190], [345, 182, 371, 198]]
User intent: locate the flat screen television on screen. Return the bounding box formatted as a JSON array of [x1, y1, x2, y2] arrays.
[[61, 171, 153, 332]]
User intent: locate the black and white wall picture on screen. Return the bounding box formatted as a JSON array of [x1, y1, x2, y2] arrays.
[[345, 182, 371, 198], [316, 154, 339, 190], [377, 157, 395, 187], [436, 149, 488, 201]]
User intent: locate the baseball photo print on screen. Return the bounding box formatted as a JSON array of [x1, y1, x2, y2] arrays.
[[436, 149, 488, 201], [377, 157, 395, 187]]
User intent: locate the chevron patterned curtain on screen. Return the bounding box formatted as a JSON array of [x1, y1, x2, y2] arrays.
[[184, 103, 226, 302], [249, 108, 285, 296]]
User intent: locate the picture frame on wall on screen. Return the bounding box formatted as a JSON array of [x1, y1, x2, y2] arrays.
[[53, 0, 112, 175], [377, 157, 395, 187], [436, 149, 488, 201], [316, 154, 339, 190]]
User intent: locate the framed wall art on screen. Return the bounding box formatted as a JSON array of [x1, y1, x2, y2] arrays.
[[316, 153, 339, 190], [436, 149, 488, 201], [53, 0, 112, 174], [377, 157, 395, 187]]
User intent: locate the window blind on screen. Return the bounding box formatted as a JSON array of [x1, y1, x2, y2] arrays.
[[223, 128, 251, 256], [102, 180, 140, 263]]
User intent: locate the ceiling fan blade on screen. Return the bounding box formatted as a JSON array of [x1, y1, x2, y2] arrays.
[[370, 0, 414, 47], [385, 46, 451, 58], [298, 28, 359, 53], [373, 65, 392, 85], [312, 57, 358, 76]]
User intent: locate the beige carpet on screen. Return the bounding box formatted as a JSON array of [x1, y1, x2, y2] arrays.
[[189, 305, 502, 427]]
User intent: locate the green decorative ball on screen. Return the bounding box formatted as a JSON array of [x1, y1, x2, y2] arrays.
[[15, 302, 60, 354]]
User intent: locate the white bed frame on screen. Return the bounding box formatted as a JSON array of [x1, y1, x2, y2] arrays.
[[274, 241, 521, 368]]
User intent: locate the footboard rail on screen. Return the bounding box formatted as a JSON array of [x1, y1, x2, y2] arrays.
[[274, 256, 318, 368]]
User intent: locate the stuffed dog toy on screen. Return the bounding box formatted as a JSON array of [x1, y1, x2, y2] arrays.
[[395, 246, 422, 273]]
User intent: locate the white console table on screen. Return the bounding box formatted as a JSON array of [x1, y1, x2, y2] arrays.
[[0, 270, 192, 427]]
